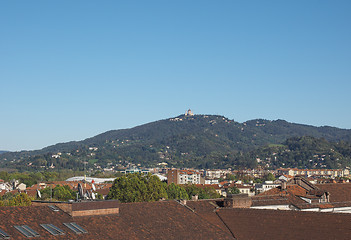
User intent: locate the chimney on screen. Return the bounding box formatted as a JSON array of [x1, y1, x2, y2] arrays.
[[32, 200, 120, 217], [224, 194, 252, 208]]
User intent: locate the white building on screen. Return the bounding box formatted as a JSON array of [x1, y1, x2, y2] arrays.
[[167, 170, 203, 185]]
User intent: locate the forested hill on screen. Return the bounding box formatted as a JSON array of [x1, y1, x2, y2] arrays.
[[1, 114, 351, 170]]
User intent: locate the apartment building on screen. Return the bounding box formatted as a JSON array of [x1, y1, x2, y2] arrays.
[[167, 170, 204, 185], [277, 168, 349, 178]]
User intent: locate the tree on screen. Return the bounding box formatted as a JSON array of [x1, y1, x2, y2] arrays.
[[263, 173, 275, 182], [39, 185, 76, 201], [183, 184, 220, 199], [106, 173, 168, 202], [9, 193, 31, 206], [227, 186, 240, 194], [166, 183, 189, 200], [52, 185, 76, 201]]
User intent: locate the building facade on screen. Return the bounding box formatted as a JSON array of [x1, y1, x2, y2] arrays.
[[277, 168, 349, 178], [167, 170, 203, 184]]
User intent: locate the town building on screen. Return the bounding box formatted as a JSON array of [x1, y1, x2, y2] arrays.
[[254, 181, 281, 194], [277, 168, 350, 178], [122, 167, 150, 174], [167, 169, 204, 184], [2, 191, 351, 239], [204, 170, 223, 179], [184, 109, 194, 116]]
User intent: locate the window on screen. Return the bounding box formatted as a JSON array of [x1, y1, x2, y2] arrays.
[[63, 223, 88, 234], [0, 229, 10, 240], [40, 224, 65, 236], [14, 225, 40, 238], [48, 205, 60, 212]]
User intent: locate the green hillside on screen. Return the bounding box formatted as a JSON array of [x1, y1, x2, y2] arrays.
[[1, 114, 351, 171]]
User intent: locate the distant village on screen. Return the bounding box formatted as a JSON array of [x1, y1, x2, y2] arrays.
[[1, 111, 351, 238], [1, 164, 351, 239], [1, 164, 350, 204]]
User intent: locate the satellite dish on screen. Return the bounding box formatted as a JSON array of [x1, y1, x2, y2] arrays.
[[37, 190, 42, 199], [92, 183, 96, 191]]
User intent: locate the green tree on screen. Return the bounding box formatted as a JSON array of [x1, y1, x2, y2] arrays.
[[263, 173, 275, 182], [227, 186, 240, 194], [166, 183, 189, 200], [39, 185, 76, 201], [183, 184, 220, 199], [9, 193, 32, 206], [106, 173, 168, 202], [53, 185, 76, 201]]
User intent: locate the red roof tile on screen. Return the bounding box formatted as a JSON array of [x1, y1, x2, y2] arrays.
[[217, 208, 351, 240], [0, 201, 233, 239]]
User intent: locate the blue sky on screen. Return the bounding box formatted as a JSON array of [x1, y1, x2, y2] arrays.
[[1, 1, 350, 151]]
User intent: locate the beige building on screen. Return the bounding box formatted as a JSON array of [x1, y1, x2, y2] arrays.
[[167, 169, 204, 185], [277, 168, 349, 178]]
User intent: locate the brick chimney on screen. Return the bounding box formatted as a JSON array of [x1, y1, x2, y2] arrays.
[[32, 200, 119, 217], [223, 194, 252, 208]]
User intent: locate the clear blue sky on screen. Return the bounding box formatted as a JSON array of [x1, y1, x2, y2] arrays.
[[1, 1, 350, 151]]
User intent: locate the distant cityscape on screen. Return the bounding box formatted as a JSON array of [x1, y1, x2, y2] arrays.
[[1, 111, 351, 239]]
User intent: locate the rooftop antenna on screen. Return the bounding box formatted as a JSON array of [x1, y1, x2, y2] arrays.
[[37, 190, 41, 199], [84, 161, 87, 189]]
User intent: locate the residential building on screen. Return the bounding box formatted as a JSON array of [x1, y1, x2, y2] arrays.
[[167, 169, 204, 184], [277, 168, 349, 178], [254, 181, 280, 194], [204, 179, 219, 185], [204, 170, 223, 179], [123, 167, 149, 174]]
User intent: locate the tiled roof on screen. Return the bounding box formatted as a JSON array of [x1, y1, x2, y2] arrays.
[[194, 184, 221, 189], [252, 184, 328, 209], [178, 170, 200, 175], [0, 201, 233, 240], [316, 183, 351, 203], [185, 199, 232, 235], [216, 208, 351, 240], [184, 200, 351, 239]]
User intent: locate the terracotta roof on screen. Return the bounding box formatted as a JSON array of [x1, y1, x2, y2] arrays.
[[178, 170, 200, 175], [0, 201, 233, 239], [194, 184, 221, 190], [185, 199, 232, 235], [252, 184, 329, 209], [251, 195, 291, 207], [216, 208, 351, 240], [184, 200, 351, 239], [286, 185, 308, 196], [316, 183, 351, 203]]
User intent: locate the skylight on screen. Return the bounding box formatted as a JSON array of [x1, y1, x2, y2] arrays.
[[14, 225, 40, 238], [0, 228, 10, 239], [40, 224, 65, 236], [63, 222, 88, 234], [48, 205, 60, 212]]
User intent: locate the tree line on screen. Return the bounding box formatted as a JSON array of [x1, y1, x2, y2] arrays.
[[106, 173, 220, 202]]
